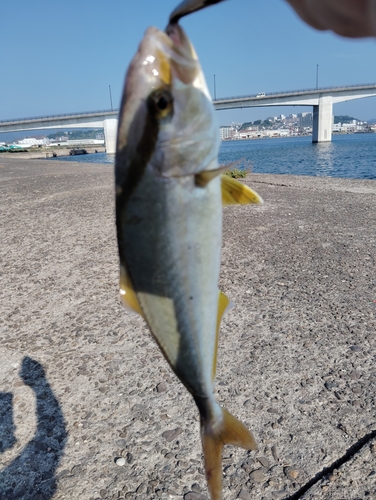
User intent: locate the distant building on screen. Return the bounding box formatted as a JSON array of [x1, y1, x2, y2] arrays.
[[55, 135, 68, 142], [236, 130, 260, 139], [18, 137, 48, 146], [220, 126, 233, 140], [220, 124, 241, 140], [298, 112, 313, 127], [332, 119, 368, 133]]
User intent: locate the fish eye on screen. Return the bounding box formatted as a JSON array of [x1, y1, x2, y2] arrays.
[[157, 95, 168, 110], [148, 89, 173, 120]]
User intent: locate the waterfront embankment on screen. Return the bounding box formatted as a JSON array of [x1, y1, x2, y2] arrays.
[[0, 157, 375, 499], [0, 145, 106, 160]]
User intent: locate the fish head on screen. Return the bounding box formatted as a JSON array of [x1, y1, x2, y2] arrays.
[[115, 23, 219, 188]]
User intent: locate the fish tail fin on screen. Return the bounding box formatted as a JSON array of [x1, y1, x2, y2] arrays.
[[201, 407, 257, 500]]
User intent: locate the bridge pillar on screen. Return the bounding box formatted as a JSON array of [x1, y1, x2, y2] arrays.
[[312, 96, 333, 143], [103, 118, 118, 154]]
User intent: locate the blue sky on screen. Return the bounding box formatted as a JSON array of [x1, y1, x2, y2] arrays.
[[1, 0, 376, 128]]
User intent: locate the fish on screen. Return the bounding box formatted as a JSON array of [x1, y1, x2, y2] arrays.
[[115, 20, 262, 500], [169, 0, 227, 24]]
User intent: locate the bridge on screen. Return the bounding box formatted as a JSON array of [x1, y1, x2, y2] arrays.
[[1, 84, 376, 151], [213, 83, 376, 142], [0, 110, 118, 153]]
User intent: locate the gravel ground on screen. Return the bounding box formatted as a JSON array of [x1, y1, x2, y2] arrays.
[[0, 158, 375, 500]]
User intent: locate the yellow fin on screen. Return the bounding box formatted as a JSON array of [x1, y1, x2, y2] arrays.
[[119, 265, 144, 317], [221, 174, 263, 206], [201, 407, 257, 500], [212, 291, 231, 381], [195, 165, 229, 187]]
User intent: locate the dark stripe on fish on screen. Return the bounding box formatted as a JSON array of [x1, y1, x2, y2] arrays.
[[115, 106, 159, 266]]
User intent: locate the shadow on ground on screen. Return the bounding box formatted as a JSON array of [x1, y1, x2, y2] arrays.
[[0, 356, 67, 500]]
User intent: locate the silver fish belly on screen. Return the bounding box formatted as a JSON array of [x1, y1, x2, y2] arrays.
[[122, 168, 222, 400]]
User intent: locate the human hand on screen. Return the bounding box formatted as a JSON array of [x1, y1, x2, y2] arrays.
[[286, 0, 376, 38]]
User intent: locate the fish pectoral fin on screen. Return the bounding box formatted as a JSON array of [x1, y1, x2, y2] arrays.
[[221, 174, 263, 206], [201, 407, 257, 500], [119, 265, 144, 317], [212, 291, 232, 381], [195, 165, 229, 187]]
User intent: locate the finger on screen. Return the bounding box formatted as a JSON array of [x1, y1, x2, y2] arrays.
[[286, 0, 375, 38]]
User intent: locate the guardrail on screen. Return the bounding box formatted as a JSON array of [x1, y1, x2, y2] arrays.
[[213, 83, 376, 103], [0, 109, 118, 125], [1, 83, 376, 124]]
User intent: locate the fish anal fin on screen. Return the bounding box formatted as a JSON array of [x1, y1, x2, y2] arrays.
[[119, 265, 144, 317], [221, 174, 263, 206], [201, 407, 257, 500], [212, 291, 231, 381]]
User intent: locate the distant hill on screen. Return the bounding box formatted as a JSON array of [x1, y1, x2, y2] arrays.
[[47, 129, 104, 140], [333, 115, 359, 124], [239, 122, 253, 130], [239, 119, 274, 130], [367, 118, 376, 124], [237, 114, 366, 130]]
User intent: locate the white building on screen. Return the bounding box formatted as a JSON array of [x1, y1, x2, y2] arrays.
[[333, 120, 366, 133], [220, 126, 232, 140], [236, 130, 260, 139], [18, 137, 49, 146]]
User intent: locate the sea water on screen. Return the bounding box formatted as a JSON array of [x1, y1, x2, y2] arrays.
[[52, 133, 376, 180]]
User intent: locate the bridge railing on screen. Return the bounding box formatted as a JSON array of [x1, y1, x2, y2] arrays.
[[0, 109, 118, 125], [213, 83, 376, 102], [2, 83, 376, 123]]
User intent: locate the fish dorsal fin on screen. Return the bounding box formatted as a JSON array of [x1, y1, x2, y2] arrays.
[[195, 165, 229, 187], [212, 291, 231, 381], [221, 174, 263, 206], [119, 265, 144, 317]]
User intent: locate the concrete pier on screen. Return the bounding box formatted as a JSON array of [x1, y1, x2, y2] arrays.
[[312, 96, 333, 143], [0, 158, 375, 499], [103, 118, 118, 154]]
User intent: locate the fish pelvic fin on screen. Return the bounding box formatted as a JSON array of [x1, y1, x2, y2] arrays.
[[221, 174, 263, 206], [201, 407, 257, 500], [119, 265, 144, 317], [195, 165, 230, 187]]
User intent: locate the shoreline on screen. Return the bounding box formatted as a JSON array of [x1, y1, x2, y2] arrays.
[[0, 145, 106, 160], [221, 131, 375, 142]]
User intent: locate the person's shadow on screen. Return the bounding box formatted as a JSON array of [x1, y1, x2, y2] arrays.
[[0, 356, 67, 499]]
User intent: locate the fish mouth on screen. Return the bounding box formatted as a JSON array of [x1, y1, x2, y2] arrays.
[[136, 24, 200, 88]]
